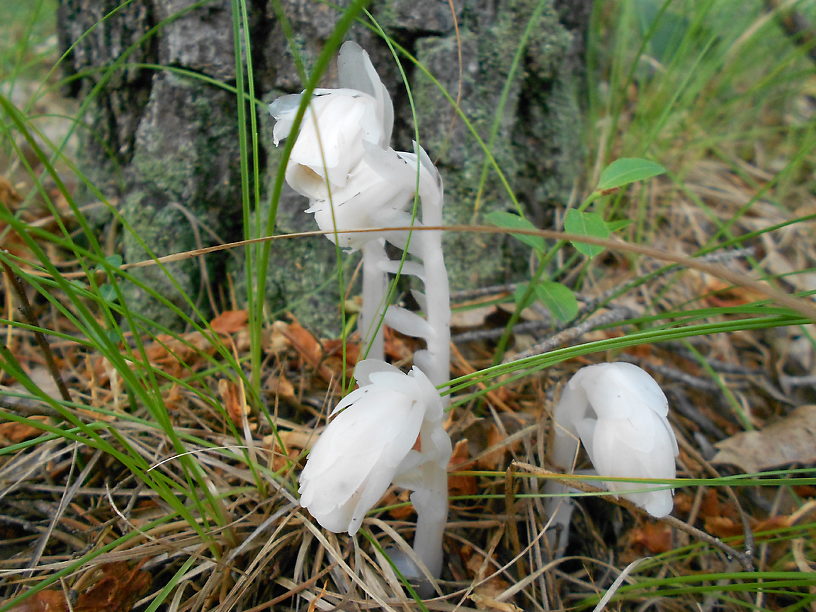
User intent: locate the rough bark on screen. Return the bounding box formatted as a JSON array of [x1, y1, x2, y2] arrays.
[[58, 0, 592, 336]]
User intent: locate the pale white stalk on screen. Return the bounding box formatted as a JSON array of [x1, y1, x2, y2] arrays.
[[377, 145, 450, 395], [410, 459, 448, 578], [392, 396, 452, 588], [413, 145, 450, 394], [543, 468, 595, 559], [360, 240, 387, 361]]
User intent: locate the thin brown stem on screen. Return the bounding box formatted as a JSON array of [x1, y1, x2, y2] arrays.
[[41, 224, 814, 322], [1, 257, 72, 404]]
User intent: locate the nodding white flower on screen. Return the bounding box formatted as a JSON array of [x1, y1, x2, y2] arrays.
[[269, 88, 386, 200], [299, 360, 449, 536], [552, 362, 679, 517], [304, 144, 419, 249], [268, 41, 411, 249]]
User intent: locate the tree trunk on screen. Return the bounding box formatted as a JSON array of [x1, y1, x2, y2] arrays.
[[57, 0, 591, 335]]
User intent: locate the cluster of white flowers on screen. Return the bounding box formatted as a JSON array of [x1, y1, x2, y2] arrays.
[[269, 41, 452, 583], [268, 40, 680, 590], [269, 83, 412, 251], [269, 41, 449, 376]]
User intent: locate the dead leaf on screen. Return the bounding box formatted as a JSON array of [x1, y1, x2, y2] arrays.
[[450, 303, 503, 328], [793, 485, 816, 498], [752, 515, 791, 535], [461, 545, 517, 608], [476, 424, 519, 470], [704, 515, 743, 539], [0, 416, 49, 444], [164, 383, 186, 412], [448, 439, 478, 496], [264, 430, 314, 452], [0, 176, 23, 207], [265, 321, 291, 353], [265, 374, 295, 400], [281, 319, 322, 366], [263, 430, 312, 471], [210, 310, 248, 335], [75, 561, 151, 611], [469, 594, 523, 612], [5, 562, 149, 612], [323, 339, 360, 367], [702, 276, 769, 308], [712, 405, 816, 473], [382, 489, 414, 520], [465, 548, 520, 611], [0, 178, 32, 261], [5, 590, 68, 612], [278, 318, 337, 383], [626, 521, 673, 554], [705, 515, 791, 541], [383, 326, 414, 362], [699, 489, 736, 521], [145, 333, 214, 378], [218, 379, 250, 428]]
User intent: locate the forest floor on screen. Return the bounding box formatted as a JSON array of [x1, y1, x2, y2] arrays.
[[2, 2, 816, 611]]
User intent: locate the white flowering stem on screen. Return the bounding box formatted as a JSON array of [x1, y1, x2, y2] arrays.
[[542, 478, 579, 558], [360, 240, 387, 361], [415, 174, 450, 393], [378, 146, 450, 396], [271, 42, 454, 587], [410, 463, 448, 579]]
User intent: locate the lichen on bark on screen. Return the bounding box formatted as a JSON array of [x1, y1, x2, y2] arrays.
[[58, 0, 590, 336], [256, 0, 590, 335]]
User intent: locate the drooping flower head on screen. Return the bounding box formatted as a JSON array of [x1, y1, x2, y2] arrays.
[[552, 362, 679, 517], [298, 360, 448, 536], [269, 41, 416, 249]]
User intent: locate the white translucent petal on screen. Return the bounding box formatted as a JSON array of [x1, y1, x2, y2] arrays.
[[590, 415, 677, 517], [409, 366, 444, 421], [353, 359, 403, 386], [347, 466, 395, 536], [423, 424, 453, 467], [268, 93, 304, 145], [306, 154, 415, 249], [331, 385, 372, 416], [412, 350, 432, 381], [551, 383, 590, 469], [362, 142, 417, 192], [367, 370, 423, 400], [393, 449, 424, 485], [290, 94, 366, 179], [313, 502, 355, 533], [299, 388, 425, 532], [574, 416, 598, 464], [553, 362, 678, 517], [303, 388, 412, 482], [268, 93, 302, 119], [337, 40, 394, 145], [544, 481, 576, 557], [396, 145, 443, 213], [579, 362, 668, 421]]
